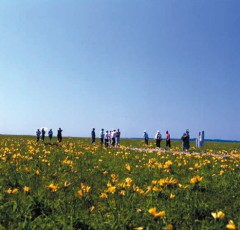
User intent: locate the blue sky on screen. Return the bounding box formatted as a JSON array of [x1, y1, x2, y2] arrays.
[[0, 0, 240, 140]]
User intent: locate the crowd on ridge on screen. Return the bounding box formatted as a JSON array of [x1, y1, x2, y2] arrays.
[[36, 128, 63, 143], [144, 129, 190, 150], [36, 127, 204, 151], [91, 128, 121, 147]]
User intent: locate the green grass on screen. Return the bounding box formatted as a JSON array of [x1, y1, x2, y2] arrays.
[[0, 135, 239, 229]]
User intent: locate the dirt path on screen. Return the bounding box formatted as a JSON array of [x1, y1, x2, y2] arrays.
[[125, 147, 236, 159]]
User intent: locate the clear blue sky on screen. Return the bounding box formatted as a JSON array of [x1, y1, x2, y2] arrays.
[[0, 0, 240, 140]]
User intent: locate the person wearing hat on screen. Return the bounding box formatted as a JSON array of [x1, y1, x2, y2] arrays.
[[57, 128, 63, 142], [155, 130, 162, 148], [143, 130, 149, 145]]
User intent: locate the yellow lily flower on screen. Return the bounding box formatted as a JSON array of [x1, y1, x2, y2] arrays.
[[226, 220, 236, 230]]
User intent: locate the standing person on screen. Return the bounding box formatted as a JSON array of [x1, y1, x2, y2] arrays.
[[36, 129, 41, 142], [112, 130, 116, 147], [41, 128, 46, 142], [100, 128, 104, 146], [57, 128, 63, 143], [143, 130, 149, 145], [155, 130, 162, 148], [109, 131, 112, 145], [48, 129, 53, 142], [91, 128, 96, 144], [181, 129, 190, 151], [166, 131, 171, 148], [104, 130, 109, 147], [116, 129, 121, 147]]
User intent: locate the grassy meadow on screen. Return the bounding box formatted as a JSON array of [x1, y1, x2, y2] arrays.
[[0, 135, 239, 229]]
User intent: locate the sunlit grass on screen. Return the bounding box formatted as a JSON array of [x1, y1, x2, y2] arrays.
[[0, 135, 239, 229]]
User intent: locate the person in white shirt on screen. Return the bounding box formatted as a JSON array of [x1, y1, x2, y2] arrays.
[[155, 130, 162, 148], [112, 130, 116, 146], [105, 131, 109, 147]]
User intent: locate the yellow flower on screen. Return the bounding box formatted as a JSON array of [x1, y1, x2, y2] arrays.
[[226, 220, 236, 230], [125, 177, 133, 184], [154, 211, 166, 218], [217, 211, 225, 219], [85, 186, 91, 193], [77, 190, 83, 197], [148, 207, 166, 219], [47, 183, 59, 192], [23, 186, 31, 192], [119, 190, 126, 196], [152, 186, 160, 192], [152, 180, 157, 185], [12, 188, 19, 194], [178, 183, 189, 189], [133, 227, 144, 230], [100, 192, 108, 199], [211, 211, 225, 219], [190, 175, 203, 184], [163, 224, 174, 230], [89, 206, 95, 212], [35, 170, 40, 175], [219, 170, 224, 175], [5, 188, 12, 194], [80, 183, 91, 194], [148, 207, 157, 215], [64, 181, 72, 188], [110, 174, 118, 183], [106, 186, 116, 194], [125, 163, 131, 171], [211, 212, 217, 219], [170, 193, 175, 199]]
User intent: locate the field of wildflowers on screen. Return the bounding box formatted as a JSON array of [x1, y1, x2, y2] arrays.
[[0, 135, 239, 229]]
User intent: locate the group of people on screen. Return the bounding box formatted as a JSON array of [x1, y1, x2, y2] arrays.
[[144, 129, 192, 151], [36, 126, 202, 151], [36, 128, 63, 143], [144, 130, 171, 148], [91, 128, 121, 147]]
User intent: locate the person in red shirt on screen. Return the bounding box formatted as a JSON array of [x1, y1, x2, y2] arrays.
[[166, 131, 171, 148]]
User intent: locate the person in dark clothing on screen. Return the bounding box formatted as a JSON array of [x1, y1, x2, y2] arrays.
[[143, 131, 149, 145], [100, 129, 104, 146], [57, 128, 63, 142], [181, 129, 190, 150], [48, 129, 53, 142], [116, 129, 121, 147], [41, 128, 46, 142], [91, 128, 96, 144], [36, 129, 41, 142]]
